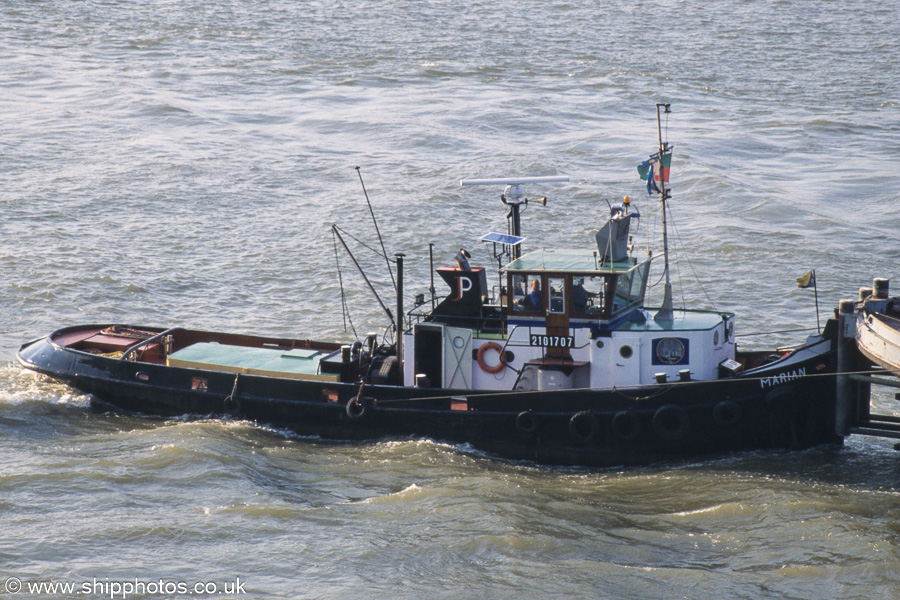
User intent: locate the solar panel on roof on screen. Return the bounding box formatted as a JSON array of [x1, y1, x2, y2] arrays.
[[480, 232, 525, 246]]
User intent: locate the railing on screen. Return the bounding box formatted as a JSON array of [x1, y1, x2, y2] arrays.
[[121, 327, 183, 362], [405, 306, 508, 334], [847, 371, 900, 441]]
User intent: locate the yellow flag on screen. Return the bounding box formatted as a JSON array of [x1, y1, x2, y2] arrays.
[[796, 270, 816, 289]]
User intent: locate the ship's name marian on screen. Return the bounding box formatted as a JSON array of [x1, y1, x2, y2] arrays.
[[760, 367, 806, 389]]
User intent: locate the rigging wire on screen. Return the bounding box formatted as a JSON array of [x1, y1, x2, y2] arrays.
[[643, 192, 667, 290], [333, 225, 390, 260], [332, 224, 397, 331], [638, 118, 717, 312], [331, 225, 396, 330], [331, 227, 359, 340], [666, 200, 719, 312], [331, 218, 401, 343], [356, 166, 397, 292]]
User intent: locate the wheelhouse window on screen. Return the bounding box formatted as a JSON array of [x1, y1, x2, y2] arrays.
[[612, 263, 649, 314], [511, 275, 526, 304], [573, 275, 605, 316], [511, 274, 544, 313], [548, 277, 565, 314]]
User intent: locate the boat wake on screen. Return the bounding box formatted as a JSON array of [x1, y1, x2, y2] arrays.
[[355, 483, 423, 505], [0, 363, 91, 407]]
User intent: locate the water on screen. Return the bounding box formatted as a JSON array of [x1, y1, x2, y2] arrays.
[[3, 1, 900, 598]]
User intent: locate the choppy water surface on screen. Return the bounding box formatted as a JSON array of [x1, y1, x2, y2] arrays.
[[2, 1, 900, 598]]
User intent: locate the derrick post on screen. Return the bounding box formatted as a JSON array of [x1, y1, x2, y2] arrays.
[[396, 253, 405, 373]]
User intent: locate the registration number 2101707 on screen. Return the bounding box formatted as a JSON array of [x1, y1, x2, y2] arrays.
[[529, 334, 574, 348]]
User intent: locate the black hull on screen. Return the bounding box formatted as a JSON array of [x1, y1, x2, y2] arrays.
[[17, 331, 844, 468]]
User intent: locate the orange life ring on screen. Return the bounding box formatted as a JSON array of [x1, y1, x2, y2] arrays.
[[476, 342, 506, 374]]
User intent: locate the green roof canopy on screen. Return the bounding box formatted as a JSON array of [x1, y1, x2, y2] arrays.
[[503, 248, 652, 275]]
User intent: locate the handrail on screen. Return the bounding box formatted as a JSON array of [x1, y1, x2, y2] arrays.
[[849, 373, 900, 389], [406, 310, 508, 334], [121, 327, 183, 362]]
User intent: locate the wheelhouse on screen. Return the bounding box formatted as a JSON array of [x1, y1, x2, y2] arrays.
[[504, 248, 653, 327]]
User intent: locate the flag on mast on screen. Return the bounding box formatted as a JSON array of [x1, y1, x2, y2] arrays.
[[637, 149, 673, 195], [796, 269, 821, 332], [797, 270, 816, 289]]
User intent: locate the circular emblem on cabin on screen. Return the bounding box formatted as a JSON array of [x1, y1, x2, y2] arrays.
[[656, 337, 685, 365]]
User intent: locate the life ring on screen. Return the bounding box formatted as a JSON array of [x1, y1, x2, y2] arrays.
[[612, 410, 642, 440], [223, 395, 241, 415], [569, 411, 599, 443], [713, 400, 742, 427], [652, 404, 690, 441], [477, 342, 507, 374], [516, 410, 540, 434], [346, 397, 371, 420]]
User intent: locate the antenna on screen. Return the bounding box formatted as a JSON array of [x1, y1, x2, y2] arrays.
[[461, 175, 570, 186], [461, 175, 569, 259]]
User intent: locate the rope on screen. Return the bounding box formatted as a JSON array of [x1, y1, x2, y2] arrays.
[[736, 327, 817, 338], [224, 373, 239, 404], [100, 326, 155, 340]]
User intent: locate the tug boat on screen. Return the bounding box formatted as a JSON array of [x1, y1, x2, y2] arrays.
[[16, 107, 856, 467]]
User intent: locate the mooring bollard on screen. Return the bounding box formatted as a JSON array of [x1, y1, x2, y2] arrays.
[[873, 278, 890, 300]]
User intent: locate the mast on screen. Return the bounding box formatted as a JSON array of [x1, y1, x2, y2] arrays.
[[461, 176, 567, 299], [460, 176, 569, 260], [395, 253, 404, 371], [654, 103, 674, 323], [507, 197, 524, 260]]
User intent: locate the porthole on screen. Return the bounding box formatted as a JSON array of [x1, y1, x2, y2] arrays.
[[655, 338, 685, 365], [619, 345, 633, 359], [596, 340, 605, 349], [714, 330, 720, 345]]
